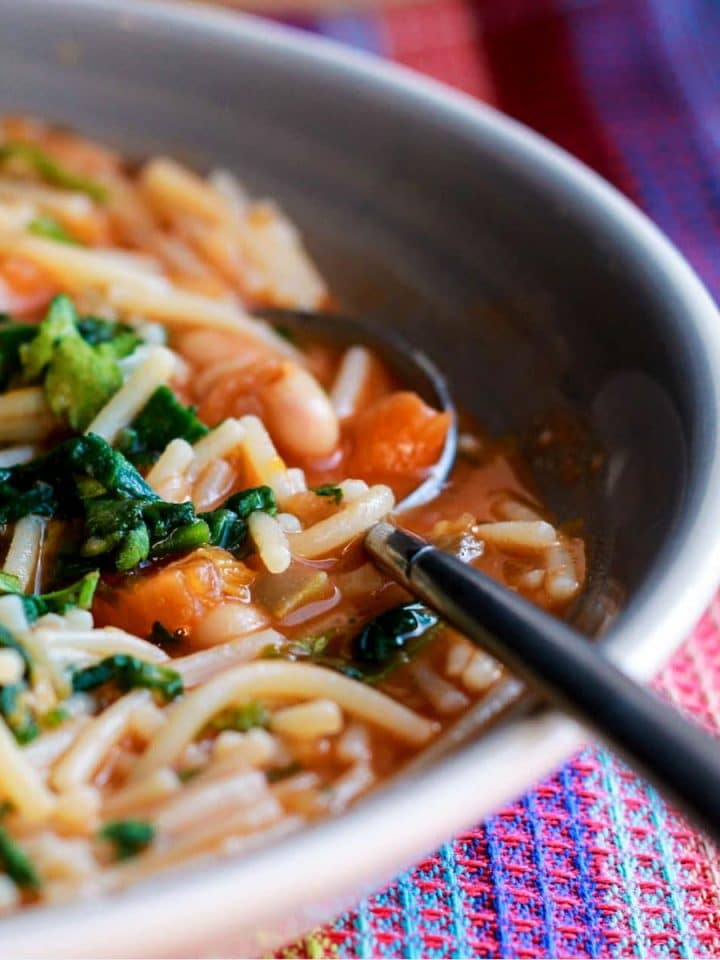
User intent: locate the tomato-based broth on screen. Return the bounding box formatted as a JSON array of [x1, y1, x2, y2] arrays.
[[0, 119, 585, 911]]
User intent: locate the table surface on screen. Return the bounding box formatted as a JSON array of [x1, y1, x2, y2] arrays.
[[232, 0, 720, 955]]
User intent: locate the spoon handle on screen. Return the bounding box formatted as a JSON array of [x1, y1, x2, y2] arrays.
[[366, 522, 720, 839]]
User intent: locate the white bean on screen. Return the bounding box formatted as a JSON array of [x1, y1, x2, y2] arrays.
[[261, 363, 339, 458]]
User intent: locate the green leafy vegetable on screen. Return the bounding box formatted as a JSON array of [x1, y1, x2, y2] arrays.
[[0, 142, 108, 202], [0, 322, 36, 391], [76, 317, 141, 359], [147, 621, 183, 648], [116, 385, 209, 467], [99, 820, 155, 861], [0, 825, 40, 888], [28, 215, 77, 245], [0, 435, 277, 579], [0, 572, 21, 594], [272, 323, 297, 344], [177, 768, 201, 783], [72, 654, 183, 701], [266, 762, 303, 784], [312, 484, 343, 505], [0, 685, 38, 744], [207, 701, 268, 734], [202, 485, 277, 554], [0, 310, 139, 396], [352, 603, 440, 671], [0, 628, 37, 744], [19, 295, 123, 430], [40, 706, 69, 729], [16, 571, 99, 623]]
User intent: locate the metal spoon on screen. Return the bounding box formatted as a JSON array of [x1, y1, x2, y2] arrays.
[[258, 307, 720, 839]]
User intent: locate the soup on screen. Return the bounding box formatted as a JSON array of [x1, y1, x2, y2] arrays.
[[0, 118, 585, 911]]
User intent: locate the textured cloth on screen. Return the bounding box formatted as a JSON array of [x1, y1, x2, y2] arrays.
[[254, 1, 720, 955]]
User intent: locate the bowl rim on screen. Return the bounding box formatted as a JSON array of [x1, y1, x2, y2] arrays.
[[3, 0, 720, 955]]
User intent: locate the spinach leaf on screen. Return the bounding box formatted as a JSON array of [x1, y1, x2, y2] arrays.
[[202, 485, 277, 554], [351, 602, 440, 671], [207, 701, 267, 734], [0, 628, 37, 744], [71, 654, 183, 701], [0, 322, 36, 391], [312, 484, 343, 505], [0, 142, 108, 202], [20, 295, 123, 431], [76, 317, 141, 359], [28, 215, 77, 245], [0, 685, 38, 745], [116, 385, 209, 467], [13, 571, 100, 623], [0, 826, 40, 888], [99, 820, 155, 861]]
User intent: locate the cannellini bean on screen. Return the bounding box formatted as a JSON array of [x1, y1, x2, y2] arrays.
[[261, 363, 339, 458]]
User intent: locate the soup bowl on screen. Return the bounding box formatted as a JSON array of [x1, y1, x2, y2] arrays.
[[1, 1, 720, 955]]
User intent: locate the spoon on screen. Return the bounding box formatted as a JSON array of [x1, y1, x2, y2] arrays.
[[258, 307, 720, 840]]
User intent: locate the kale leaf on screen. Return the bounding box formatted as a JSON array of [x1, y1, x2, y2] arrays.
[[201, 486, 277, 554], [0, 322, 36, 391], [0, 142, 108, 202], [0, 571, 100, 623], [99, 820, 155, 861], [72, 654, 183, 701], [116, 385, 209, 467], [20, 295, 123, 431], [0, 627, 37, 744], [0, 826, 40, 888], [312, 484, 343, 505], [28, 215, 77, 245]]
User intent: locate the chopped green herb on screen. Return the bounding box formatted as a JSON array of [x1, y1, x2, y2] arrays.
[[177, 768, 201, 783], [272, 323, 297, 344], [202, 485, 277, 554], [0, 142, 108, 202], [40, 706, 70, 729], [312, 484, 343, 505], [208, 701, 268, 734], [266, 762, 303, 784], [148, 621, 183, 648], [0, 685, 38, 744], [28, 215, 77, 245], [0, 322, 36, 391], [0, 825, 39, 888], [2, 571, 101, 623], [99, 820, 154, 861], [0, 572, 21, 594], [116, 385, 209, 467], [289, 635, 330, 658], [72, 655, 183, 701], [76, 317, 141, 359]]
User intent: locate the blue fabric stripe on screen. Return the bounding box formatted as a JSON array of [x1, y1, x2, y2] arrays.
[[439, 841, 471, 957], [560, 761, 602, 957]]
